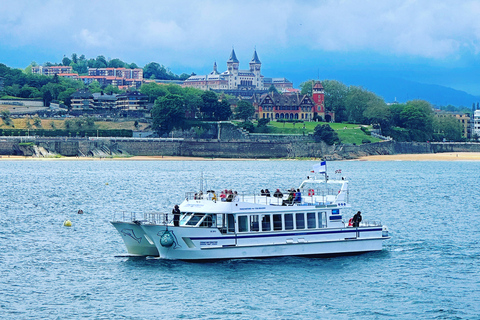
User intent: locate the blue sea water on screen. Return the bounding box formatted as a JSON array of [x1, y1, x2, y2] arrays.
[[1, 159, 479, 319]]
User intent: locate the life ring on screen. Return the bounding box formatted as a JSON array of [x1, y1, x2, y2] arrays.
[[348, 218, 353, 227], [308, 189, 315, 196]]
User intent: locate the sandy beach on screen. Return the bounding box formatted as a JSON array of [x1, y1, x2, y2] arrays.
[[356, 152, 480, 161], [1, 152, 480, 161]]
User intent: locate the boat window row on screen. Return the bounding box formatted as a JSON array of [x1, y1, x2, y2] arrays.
[[181, 212, 331, 232]]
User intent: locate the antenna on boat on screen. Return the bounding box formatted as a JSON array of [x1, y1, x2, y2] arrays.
[[200, 171, 204, 193]]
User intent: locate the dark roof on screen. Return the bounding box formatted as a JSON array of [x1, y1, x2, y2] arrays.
[[250, 49, 261, 64], [259, 93, 313, 107], [227, 48, 239, 63], [71, 89, 93, 99], [117, 91, 148, 99], [313, 82, 324, 89]]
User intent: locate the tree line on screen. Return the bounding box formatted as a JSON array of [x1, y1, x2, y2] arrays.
[[29, 53, 190, 81], [301, 80, 466, 142]]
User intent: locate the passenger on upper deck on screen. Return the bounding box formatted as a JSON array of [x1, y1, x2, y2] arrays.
[[273, 189, 283, 198], [226, 190, 234, 202], [294, 189, 302, 203], [220, 190, 226, 200], [261, 189, 266, 196], [265, 189, 271, 197]]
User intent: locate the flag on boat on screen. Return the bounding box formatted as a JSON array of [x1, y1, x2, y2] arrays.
[[312, 161, 326, 174]]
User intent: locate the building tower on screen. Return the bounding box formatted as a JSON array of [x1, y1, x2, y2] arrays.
[[312, 81, 324, 111], [210, 61, 219, 75], [227, 48, 239, 74], [227, 48, 239, 89], [249, 49, 263, 89]]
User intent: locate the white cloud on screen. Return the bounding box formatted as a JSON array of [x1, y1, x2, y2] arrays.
[[77, 29, 113, 48], [1, 0, 480, 62]]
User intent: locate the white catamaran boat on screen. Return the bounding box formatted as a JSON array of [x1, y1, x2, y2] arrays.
[[111, 164, 390, 260]]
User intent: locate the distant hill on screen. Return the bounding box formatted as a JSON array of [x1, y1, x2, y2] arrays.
[[340, 75, 480, 108]]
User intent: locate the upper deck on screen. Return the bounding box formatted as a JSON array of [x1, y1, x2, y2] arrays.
[[181, 178, 350, 214]]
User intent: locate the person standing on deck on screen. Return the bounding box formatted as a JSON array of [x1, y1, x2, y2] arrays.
[[173, 205, 181, 227], [352, 211, 362, 227]]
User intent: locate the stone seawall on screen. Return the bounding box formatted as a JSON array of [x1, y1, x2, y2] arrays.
[[2, 137, 480, 159]]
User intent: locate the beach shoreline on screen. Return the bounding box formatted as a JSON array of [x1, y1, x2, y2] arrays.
[[2, 152, 480, 161]]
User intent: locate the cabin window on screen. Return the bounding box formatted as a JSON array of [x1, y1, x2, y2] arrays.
[[238, 216, 248, 232], [227, 214, 235, 233], [261, 215, 271, 231], [180, 212, 193, 225], [250, 215, 259, 231], [284, 213, 294, 230], [186, 213, 204, 226], [295, 213, 305, 229], [317, 212, 326, 228], [199, 214, 215, 227], [273, 214, 282, 231], [307, 212, 316, 229]]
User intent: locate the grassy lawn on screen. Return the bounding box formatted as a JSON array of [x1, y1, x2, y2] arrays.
[[261, 121, 381, 144], [0, 119, 149, 130]]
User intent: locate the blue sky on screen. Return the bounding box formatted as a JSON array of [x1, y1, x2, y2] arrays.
[[1, 0, 480, 97]]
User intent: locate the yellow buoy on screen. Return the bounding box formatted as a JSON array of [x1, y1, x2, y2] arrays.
[[105, 183, 109, 185], [63, 220, 72, 227]]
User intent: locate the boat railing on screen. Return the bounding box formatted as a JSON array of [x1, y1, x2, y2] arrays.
[[184, 188, 348, 206], [360, 220, 382, 227], [113, 211, 169, 225]]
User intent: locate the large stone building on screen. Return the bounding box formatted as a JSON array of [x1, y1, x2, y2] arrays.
[[257, 81, 332, 121], [183, 49, 293, 97]]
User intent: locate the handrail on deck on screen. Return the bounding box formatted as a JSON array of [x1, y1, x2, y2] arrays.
[[184, 187, 349, 206]]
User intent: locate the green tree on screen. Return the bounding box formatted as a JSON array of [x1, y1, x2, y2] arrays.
[[434, 116, 463, 141], [215, 100, 233, 121], [363, 100, 391, 132], [95, 55, 108, 68], [58, 88, 77, 108], [103, 85, 122, 94], [85, 117, 96, 128], [400, 100, 434, 141], [345, 86, 380, 124], [200, 91, 218, 119], [300, 80, 314, 95], [235, 100, 255, 121], [1, 109, 12, 126], [62, 56, 72, 66], [64, 119, 72, 130], [108, 58, 126, 68], [151, 94, 186, 135], [33, 117, 42, 128], [313, 124, 340, 145], [25, 118, 32, 129], [88, 80, 102, 93], [140, 82, 168, 103], [322, 80, 348, 122], [71, 53, 78, 64]]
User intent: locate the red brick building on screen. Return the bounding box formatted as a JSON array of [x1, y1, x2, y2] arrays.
[[257, 81, 333, 121]]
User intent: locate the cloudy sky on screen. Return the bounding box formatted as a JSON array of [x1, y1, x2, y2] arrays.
[[1, 0, 480, 96]]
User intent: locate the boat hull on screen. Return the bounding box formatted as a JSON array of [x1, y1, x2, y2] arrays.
[[140, 224, 388, 260], [111, 221, 159, 256]]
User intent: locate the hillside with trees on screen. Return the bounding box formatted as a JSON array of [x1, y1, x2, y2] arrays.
[[300, 79, 467, 142]]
